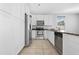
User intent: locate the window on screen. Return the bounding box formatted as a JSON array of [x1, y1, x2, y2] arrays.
[[56, 16, 65, 30]]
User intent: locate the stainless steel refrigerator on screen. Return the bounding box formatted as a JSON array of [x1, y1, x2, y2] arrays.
[[25, 13, 32, 47]]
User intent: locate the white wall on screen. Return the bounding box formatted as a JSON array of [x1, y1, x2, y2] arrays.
[[64, 14, 79, 33], [0, 3, 28, 55]]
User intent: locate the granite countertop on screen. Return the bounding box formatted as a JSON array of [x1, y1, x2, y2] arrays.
[[32, 28, 49, 30], [48, 29, 79, 36], [32, 28, 79, 36]]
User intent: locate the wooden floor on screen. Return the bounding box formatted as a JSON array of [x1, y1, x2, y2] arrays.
[[19, 39, 58, 55]]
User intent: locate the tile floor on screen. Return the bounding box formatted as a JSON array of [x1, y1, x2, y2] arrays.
[[19, 39, 58, 55]]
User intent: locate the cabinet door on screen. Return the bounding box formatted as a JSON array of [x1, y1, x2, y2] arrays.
[[63, 34, 79, 55], [47, 31, 54, 45]]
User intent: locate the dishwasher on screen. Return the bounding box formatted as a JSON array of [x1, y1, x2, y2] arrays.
[[54, 32, 63, 55]]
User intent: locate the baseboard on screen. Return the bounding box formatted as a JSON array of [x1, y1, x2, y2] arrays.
[[47, 39, 54, 47], [47, 39, 60, 55], [17, 44, 25, 55], [17, 43, 32, 55], [32, 38, 48, 40]]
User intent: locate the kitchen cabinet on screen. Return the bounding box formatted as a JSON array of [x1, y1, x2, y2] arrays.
[[32, 15, 56, 39], [63, 34, 79, 55], [47, 31, 54, 45]]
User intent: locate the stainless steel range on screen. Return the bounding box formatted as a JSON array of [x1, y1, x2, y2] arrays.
[[36, 20, 44, 38]]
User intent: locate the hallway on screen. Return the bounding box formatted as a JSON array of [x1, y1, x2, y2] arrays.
[[19, 39, 58, 55]]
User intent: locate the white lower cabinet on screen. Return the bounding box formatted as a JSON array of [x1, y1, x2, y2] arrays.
[[63, 34, 79, 55], [47, 31, 54, 45]]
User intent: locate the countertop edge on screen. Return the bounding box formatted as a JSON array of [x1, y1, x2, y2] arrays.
[[32, 28, 79, 36], [48, 29, 79, 36]]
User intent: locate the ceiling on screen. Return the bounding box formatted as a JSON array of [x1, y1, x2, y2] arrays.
[[28, 3, 79, 15]]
